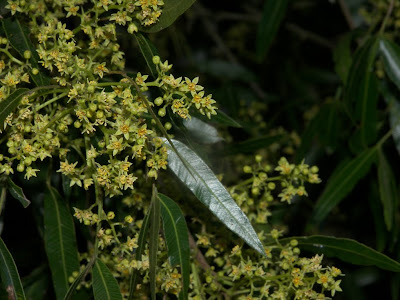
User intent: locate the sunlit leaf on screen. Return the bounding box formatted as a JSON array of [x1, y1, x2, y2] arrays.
[[163, 138, 265, 256], [0, 237, 26, 300], [7, 178, 30, 208], [377, 148, 397, 231], [0, 88, 28, 130], [141, 0, 196, 33], [44, 186, 80, 300], [183, 117, 223, 144], [256, 0, 289, 60], [149, 186, 160, 300], [379, 38, 400, 91], [280, 235, 400, 272], [135, 33, 159, 78], [92, 260, 122, 300], [311, 148, 377, 224], [2, 18, 50, 86], [158, 193, 190, 300]]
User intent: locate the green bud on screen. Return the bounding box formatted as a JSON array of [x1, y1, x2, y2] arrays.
[[158, 108, 166, 117], [96, 111, 104, 119], [154, 97, 163, 106], [293, 247, 300, 254], [84, 220, 91, 226], [23, 50, 31, 59], [127, 23, 138, 34], [24, 157, 32, 166], [1, 38, 7, 44], [74, 120, 82, 128], [152, 55, 160, 65], [24, 125, 31, 133], [98, 141, 106, 148], [290, 239, 298, 247], [17, 164, 25, 172], [255, 154, 262, 162], [0, 154, 3, 161], [251, 187, 260, 195], [87, 85, 95, 93], [89, 103, 97, 112], [267, 182, 275, 190], [105, 229, 112, 235], [243, 165, 252, 173], [164, 122, 172, 130], [311, 166, 319, 173]]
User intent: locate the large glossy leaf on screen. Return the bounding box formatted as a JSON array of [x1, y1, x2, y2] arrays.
[[183, 117, 223, 144], [149, 186, 160, 300], [311, 148, 377, 224], [345, 38, 379, 146], [92, 260, 122, 300], [163, 138, 265, 256], [377, 149, 397, 231], [2, 18, 50, 86], [0, 88, 29, 130], [135, 33, 159, 79], [141, 0, 196, 33], [158, 193, 190, 300], [44, 186, 80, 300], [256, 0, 289, 60], [379, 38, 400, 91], [0, 237, 26, 300], [7, 178, 30, 208], [280, 235, 400, 272]]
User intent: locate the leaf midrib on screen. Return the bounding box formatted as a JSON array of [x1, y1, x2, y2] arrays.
[[95, 262, 111, 299]]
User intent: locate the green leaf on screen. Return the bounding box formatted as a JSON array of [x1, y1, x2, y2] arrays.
[[44, 186, 80, 300], [379, 38, 400, 91], [2, 18, 50, 86], [227, 134, 284, 155], [7, 178, 30, 208], [135, 33, 159, 78], [183, 117, 223, 144], [141, 0, 196, 33], [345, 38, 379, 146], [63, 256, 96, 300], [333, 33, 353, 83], [92, 260, 122, 300], [311, 148, 377, 224], [149, 185, 160, 300], [0, 88, 28, 130], [0, 237, 26, 300], [377, 148, 397, 231], [163, 138, 265, 256], [192, 109, 241, 128], [158, 193, 190, 300], [280, 235, 400, 272], [256, 0, 289, 60], [368, 181, 388, 252]]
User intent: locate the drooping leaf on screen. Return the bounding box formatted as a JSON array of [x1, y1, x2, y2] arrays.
[[227, 134, 285, 155], [280, 235, 400, 272], [135, 33, 159, 78], [158, 193, 190, 300], [345, 37, 379, 146], [141, 0, 196, 33], [311, 148, 377, 224], [377, 148, 397, 231], [379, 38, 400, 91], [183, 117, 223, 144], [149, 185, 160, 300], [0, 237, 26, 300], [7, 178, 30, 208], [44, 186, 80, 300], [2, 18, 50, 86], [92, 260, 122, 300], [333, 33, 353, 83], [163, 138, 265, 256], [0, 88, 29, 130], [256, 0, 289, 60]]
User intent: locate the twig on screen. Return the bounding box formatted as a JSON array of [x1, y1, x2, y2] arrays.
[[379, 0, 395, 34], [338, 0, 355, 30], [285, 23, 334, 49]]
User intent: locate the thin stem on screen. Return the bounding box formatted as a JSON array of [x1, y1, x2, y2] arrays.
[[0, 49, 24, 65], [39, 107, 74, 133], [36, 92, 68, 110], [97, 81, 130, 87], [379, 0, 395, 34], [0, 187, 6, 216]]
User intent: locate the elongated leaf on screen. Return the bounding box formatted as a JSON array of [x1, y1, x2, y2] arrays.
[[158, 193, 190, 300], [64, 256, 96, 300], [163, 138, 265, 255], [7, 178, 30, 208], [92, 260, 122, 300], [2, 18, 50, 86], [0, 88, 28, 130], [256, 0, 289, 60], [141, 0, 196, 33], [135, 33, 159, 78], [345, 38, 379, 146], [0, 237, 26, 300], [44, 186, 80, 300], [377, 149, 397, 231], [368, 181, 388, 252], [333, 33, 353, 83], [183, 117, 223, 144], [149, 186, 160, 300], [192, 109, 241, 128], [280, 235, 400, 272], [312, 148, 377, 224], [228, 134, 284, 155], [379, 38, 400, 91]]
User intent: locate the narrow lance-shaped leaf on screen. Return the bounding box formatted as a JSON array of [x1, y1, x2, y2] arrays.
[[256, 0, 289, 60], [163, 138, 265, 256], [0, 88, 28, 130], [311, 148, 377, 224], [92, 260, 122, 300], [379, 38, 400, 91], [158, 193, 190, 300], [135, 33, 159, 79], [183, 117, 223, 145], [44, 186, 80, 300], [7, 178, 30, 208], [279, 235, 400, 272], [2, 18, 50, 86], [0, 237, 26, 300], [333, 33, 353, 83], [149, 185, 160, 300], [192, 109, 242, 128], [377, 148, 397, 231], [140, 0, 196, 33]]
